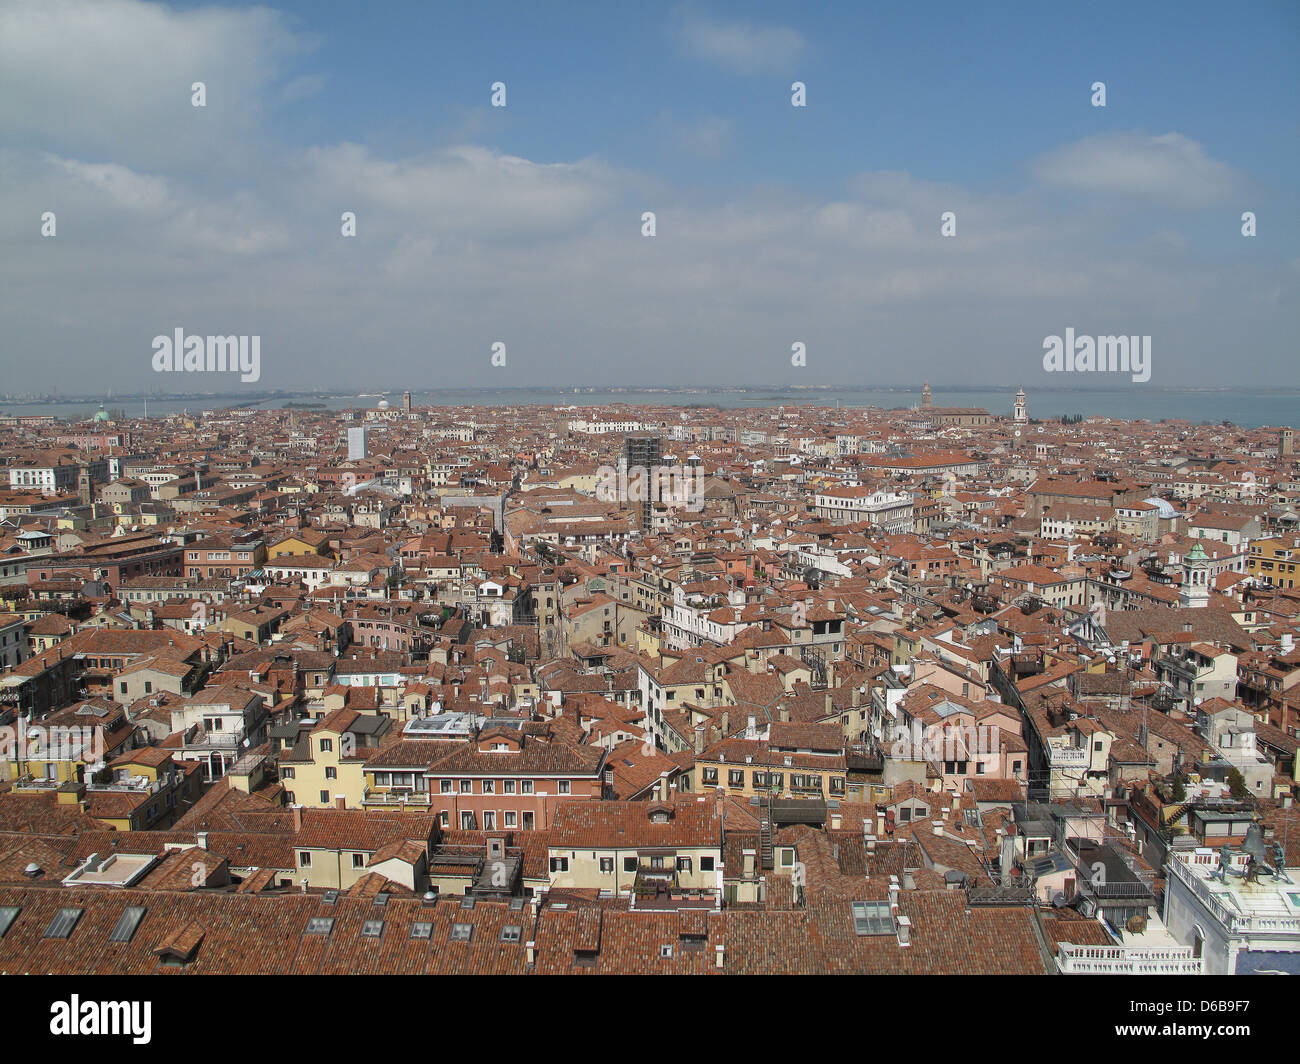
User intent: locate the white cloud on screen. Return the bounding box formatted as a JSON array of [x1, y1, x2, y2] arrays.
[[1033, 132, 1242, 208], [0, 0, 317, 169], [658, 113, 735, 157], [50, 157, 172, 214], [673, 11, 806, 74], [302, 144, 618, 237]]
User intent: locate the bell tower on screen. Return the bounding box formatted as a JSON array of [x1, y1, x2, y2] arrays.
[[1179, 542, 1212, 609]]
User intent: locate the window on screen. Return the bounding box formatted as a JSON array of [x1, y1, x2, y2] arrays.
[[459, 779, 472, 793], [305, 917, 334, 936], [851, 900, 894, 936], [500, 925, 523, 943], [281, 767, 295, 779], [700, 856, 715, 872], [624, 856, 637, 873], [558, 780, 571, 794], [0, 907, 19, 938], [702, 767, 718, 786], [660, 945, 673, 958], [361, 919, 384, 938], [550, 857, 569, 873], [728, 769, 744, 788], [299, 852, 312, 867], [504, 811, 517, 828], [676, 857, 692, 873], [325, 767, 337, 780], [521, 780, 534, 794], [352, 853, 366, 868], [449, 923, 473, 942], [319, 790, 330, 804], [440, 779, 453, 793], [503, 779, 516, 794], [319, 739, 333, 752], [600, 857, 615, 873], [482, 779, 495, 794]]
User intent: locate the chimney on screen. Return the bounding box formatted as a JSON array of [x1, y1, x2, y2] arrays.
[[292, 804, 303, 832], [694, 726, 705, 756], [196, 831, 209, 850], [876, 812, 886, 836], [526, 940, 535, 964], [931, 820, 943, 837], [896, 914, 911, 947], [714, 944, 725, 969], [746, 715, 756, 739], [830, 811, 842, 830], [888, 875, 900, 912], [720, 710, 729, 736], [334, 794, 346, 810]]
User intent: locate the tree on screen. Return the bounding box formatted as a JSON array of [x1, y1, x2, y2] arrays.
[[1171, 775, 1186, 802], [1226, 767, 1248, 800]]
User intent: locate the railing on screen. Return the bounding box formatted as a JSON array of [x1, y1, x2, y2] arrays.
[[362, 789, 432, 806], [1049, 746, 1090, 767], [1166, 855, 1300, 935], [1058, 943, 1203, 975]]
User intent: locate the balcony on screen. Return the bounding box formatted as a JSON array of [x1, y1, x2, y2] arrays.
[[1057, 943, 1203, 975], [1049, 746, 1090, 767], [1166, 852, 1300, 936], [362, 788, 432, 807]]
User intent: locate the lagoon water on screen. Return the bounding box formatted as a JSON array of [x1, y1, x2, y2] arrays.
[[6, 387, 1297, 429]]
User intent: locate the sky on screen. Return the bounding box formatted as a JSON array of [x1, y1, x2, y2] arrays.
[[1, 0, 1297, 394]]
